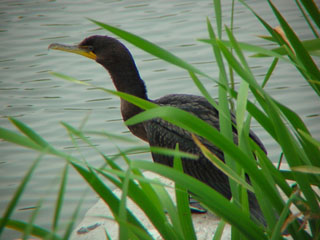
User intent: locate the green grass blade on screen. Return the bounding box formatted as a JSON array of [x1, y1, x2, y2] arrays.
[[298, 129, 320, 148], [236, 79, 249, 137], [152, 183, 184, 240], [150, 146, 197, 160], [299, 0, 320, 30], [84, 130, 138, 143], [213, 0, 222, 38], [270, 190, 301, 240], [188, 70, 220, 110], [112, 218, 154, 240], [275, 103, 320, 168], [264, 97, 320, 224], [173, 145, 196, 240], [280, 170, 319, 185], [297, 131, 320, 170], [62, 121, 197, 164], [62, 191, 85, 240], [252, 39, 320, 57], [90, 19, 213, 80], [70, 161, 149, 234], [240, 0, 320, 95], [22, 198, 44, 240], [62, 122, 195, 171], [98, 170, 179, 240], [206, 21, 243, 227], [0, 154, 42, 235], [97, 160, 179, 240], [216, 40, 257, 89], [1, 119, 65, 158], [118, 165, 131, 240], [50, 72, 87, 85], [228, 88, 276, 139], [132, 170, 165, 216], [125, 106, 283, 207], [126, 106, 237, 158], [64, 123, 193, 168], [208, 31, 318, 220], [238, 0, 287, 45], [61, 121, 105, 155], [273, 99, 320, 169], [9, 117, 51, 149], [213, 219, 226, 240], [206, 18, 239, 193], [51, 72, 158, 111], [192, 135, 254, 192], [53, 164, 69, 231], [0, 126, 44, 152], [262, 58, 278, 88], [291, 166, 320, 175], [206, 19, 234, 142], [254, 146, 292, 196], [98, 168, 171, 190], [199, 38, 289, 62], [1, 219, 62, 240], [103, 152, 153, 187], [132, 161, 267, 240], [225, 26, 251, 73], [295, 0, 320, 38], [215, 36, 314, 176], [267, 0, 320, 94]]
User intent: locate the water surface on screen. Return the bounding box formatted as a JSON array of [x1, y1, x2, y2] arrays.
[[1, 0, 319, 238]]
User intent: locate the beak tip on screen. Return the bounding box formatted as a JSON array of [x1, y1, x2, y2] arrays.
[[48, 43, 59, 50], [47, 42, 96, 60]]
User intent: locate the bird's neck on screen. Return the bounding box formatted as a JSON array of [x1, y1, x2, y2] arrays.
[[105, 62, 148, 122], [107, 61, 148, 100]]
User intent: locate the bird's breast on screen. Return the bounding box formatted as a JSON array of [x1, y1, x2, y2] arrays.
[[120, 99, 148, 141]]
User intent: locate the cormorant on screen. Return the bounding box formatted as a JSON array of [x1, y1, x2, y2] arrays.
[[49, 35, 267, 225]]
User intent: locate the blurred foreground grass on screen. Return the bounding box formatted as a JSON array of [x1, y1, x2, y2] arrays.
[[1, 0, 319, 239]]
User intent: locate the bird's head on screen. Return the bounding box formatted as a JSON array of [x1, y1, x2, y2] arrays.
[[49, 35, 131, 69]]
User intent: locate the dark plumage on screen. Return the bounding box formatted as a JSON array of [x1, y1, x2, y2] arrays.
[[49, 35, 267, 225]]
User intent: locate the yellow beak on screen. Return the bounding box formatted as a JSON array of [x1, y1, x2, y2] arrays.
[[48, 43, 96, 60]]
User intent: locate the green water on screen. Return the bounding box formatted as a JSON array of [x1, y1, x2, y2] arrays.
[[1, 0, 319, 238]]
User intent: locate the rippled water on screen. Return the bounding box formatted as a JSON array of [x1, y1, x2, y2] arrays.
[[1, 0, 319, 239]]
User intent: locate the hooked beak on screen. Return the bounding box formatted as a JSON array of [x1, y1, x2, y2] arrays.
[[48, 43, 96, 60]]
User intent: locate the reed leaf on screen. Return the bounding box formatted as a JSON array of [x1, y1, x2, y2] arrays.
[[1, 219, 62, 240], [267, 0, 320, 93], [192, 135, 254, 192], [97, 159, 179, 239], [62, 191, 85, 240], [70, 161, 150, 236], [252, 39, 320, 57], [298, 0, 320, 30], [213, 220, 226, 240], [118, 165, 131, 240], [291, 166, 320, 175], [152, 184, 184, 240], [0, 127, 44, 152], [52, 164, 69, 232], [0, 154, 42, 235], [132, 161, 267, 240], [199, 39, 289, 62], [22, 198, 44, 240], [90, 19, 213, 81], [173, 145, 196, 240], [9, 118, 51, 149]]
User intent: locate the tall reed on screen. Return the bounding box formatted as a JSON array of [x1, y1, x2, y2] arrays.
[[1, 0, 319, 239]]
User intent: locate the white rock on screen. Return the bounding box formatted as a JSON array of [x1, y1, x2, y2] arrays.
[[70, 171, 231, 240]]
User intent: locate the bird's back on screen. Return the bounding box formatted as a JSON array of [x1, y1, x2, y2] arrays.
[[143, 93, 266, 224]]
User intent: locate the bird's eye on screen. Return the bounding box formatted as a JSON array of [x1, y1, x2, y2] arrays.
[[87, 46, 95, 53]]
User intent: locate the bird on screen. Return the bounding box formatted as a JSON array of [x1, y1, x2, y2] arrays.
[[49, 35, 267, 226]]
